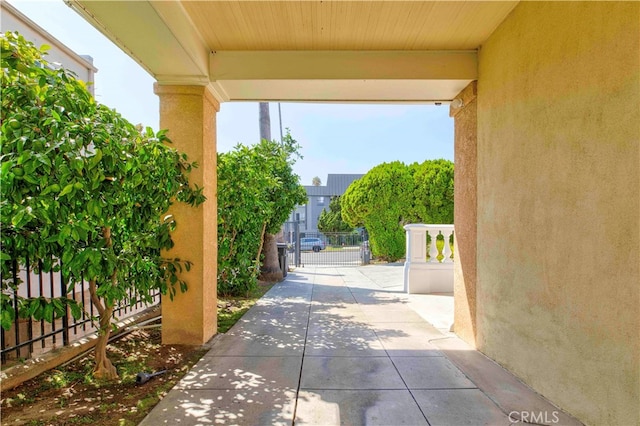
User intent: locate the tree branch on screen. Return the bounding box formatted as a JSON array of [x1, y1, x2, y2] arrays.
[[88, 279, 105, 317], [254, 222, 267, 271]]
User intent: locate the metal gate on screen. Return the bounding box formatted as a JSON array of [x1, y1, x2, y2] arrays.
[[282, 224, 368, 267]]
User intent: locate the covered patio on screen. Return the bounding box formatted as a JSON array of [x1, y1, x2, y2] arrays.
[[65, 2, 639, 424]]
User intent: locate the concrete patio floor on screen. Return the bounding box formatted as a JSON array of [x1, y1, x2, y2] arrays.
[[140, 265, 582, 426]]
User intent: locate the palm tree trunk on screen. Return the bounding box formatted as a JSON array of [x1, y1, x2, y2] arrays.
[[257, 102, 282, 282], [259, 102, 271, 141], [260, 233, 283, 282]]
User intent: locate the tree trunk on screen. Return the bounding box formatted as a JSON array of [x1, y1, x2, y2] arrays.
[[257, 102, 282, 282], [89, 226, 118, 380], [92, 303, 118, 380], [260, 233, 283, 282], [255, 221, 267, 272]]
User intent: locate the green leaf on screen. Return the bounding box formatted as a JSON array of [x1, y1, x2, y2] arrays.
[[62, 249, 73, 265], [69, 302, 82, 320], [89, 148, 103, 169], [1, 309, 15, 331], [1, 160, 12, 176], [45, 234, 59, 243], [11, 209, 26, 227], [32, 302, 44, 320], [75, 226, 88, 241], [52, 298, 66, 318], [44, 303, 54, 322], [41, 183, 61, 195], [60, 225, 71, 240], [59, 183, 74, 197]]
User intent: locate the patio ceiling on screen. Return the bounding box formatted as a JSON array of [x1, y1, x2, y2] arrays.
[[66, 0, 519, 103]]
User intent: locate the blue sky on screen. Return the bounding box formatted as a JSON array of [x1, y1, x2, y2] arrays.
[[8, 0, 454, 186]]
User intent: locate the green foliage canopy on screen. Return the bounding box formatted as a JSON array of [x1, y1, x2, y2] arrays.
[[409, 159, 455, 224], [1, 32, 204, 339], [317, 196, 354, 233], [217, 132, 306, 296], [341, 159, 454, 261], [341, 161, 414, 261]]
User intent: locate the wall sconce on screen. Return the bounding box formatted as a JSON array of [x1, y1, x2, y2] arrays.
[[451, 98, 464, 109]]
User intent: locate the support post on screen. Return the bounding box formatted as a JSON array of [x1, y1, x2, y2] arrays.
[[450, 81, 478, 346], [154, 84, 219, 345]]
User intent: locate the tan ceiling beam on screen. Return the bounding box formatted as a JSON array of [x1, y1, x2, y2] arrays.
[[149, 1, 210, 77], [208, 79, 473, 103], [67, 0, 208, 83], [210, 50, 477, 81]]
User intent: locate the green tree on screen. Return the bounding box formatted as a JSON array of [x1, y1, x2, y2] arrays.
[[1, 32, 204, 379], [409, 159, 454, 224], [317, 196, 354, 233], [341, 159, 454, 261], [342, 162, 414, 261], [217, 132, 306, 295]]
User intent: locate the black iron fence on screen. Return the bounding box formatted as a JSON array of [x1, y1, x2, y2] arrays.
[[1, 257, 160, 365], [282, 226, 368, 267]]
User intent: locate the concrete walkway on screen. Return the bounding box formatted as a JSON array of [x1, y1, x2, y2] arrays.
[[140, 265, 582, 426]]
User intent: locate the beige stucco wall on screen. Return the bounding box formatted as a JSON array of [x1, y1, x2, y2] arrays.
[[476, 2, 639, 425], [451, 82, 478, 346], [154, 84, 219, 346]]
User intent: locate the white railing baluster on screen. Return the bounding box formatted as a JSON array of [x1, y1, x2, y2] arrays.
[[404, 224, 455, 294], [442, 228, 454, 263], [428, 229, 440, 263]]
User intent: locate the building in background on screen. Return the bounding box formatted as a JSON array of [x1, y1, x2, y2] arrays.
[[291, 173, 363, 234], [1, 0, 97, 95]]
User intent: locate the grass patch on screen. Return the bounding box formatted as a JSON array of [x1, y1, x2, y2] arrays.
[[218, 281, 275, 333]]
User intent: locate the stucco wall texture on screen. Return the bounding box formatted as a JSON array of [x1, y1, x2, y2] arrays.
[[154, 84, 219, 345], [476, 2, 639, 425], [452, 82, 478, 346]]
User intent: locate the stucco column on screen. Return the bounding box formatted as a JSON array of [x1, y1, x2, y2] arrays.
[[450, 81, 477, 346], [154, 84, 219, 345]]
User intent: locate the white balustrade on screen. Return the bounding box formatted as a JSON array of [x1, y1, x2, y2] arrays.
[[426, 225, 454, 264], [404, 224, 454, 294]]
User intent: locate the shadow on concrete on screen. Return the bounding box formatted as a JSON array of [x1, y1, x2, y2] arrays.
[[140, 267, 582, 426]]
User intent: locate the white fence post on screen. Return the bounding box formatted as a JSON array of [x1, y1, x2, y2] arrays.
[[403, 224, 428, 293]]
